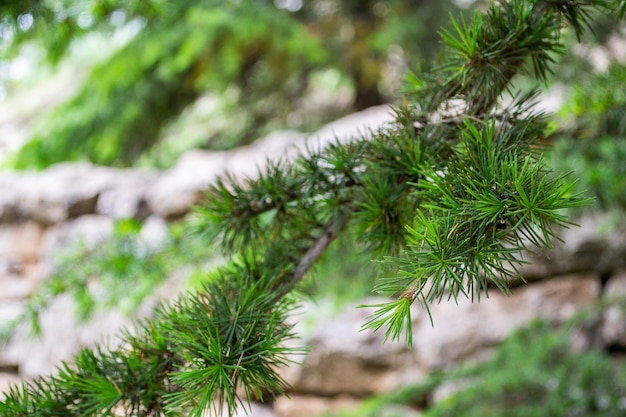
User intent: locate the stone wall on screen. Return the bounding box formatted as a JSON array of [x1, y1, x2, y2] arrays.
[[0, 106, 395, 388], [1, 105, 626, 417]]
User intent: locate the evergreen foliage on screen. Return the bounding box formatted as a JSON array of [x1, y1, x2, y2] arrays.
[[1, 0, 623, 416]]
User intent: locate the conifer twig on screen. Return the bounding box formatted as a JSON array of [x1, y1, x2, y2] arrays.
[[276, 211, 351, 299], [1, 2, 622, 416]]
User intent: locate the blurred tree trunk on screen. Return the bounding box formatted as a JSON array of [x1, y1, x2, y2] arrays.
[[350, 19, 385, 110]]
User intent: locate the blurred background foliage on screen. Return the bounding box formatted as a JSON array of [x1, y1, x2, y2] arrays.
[[543, 6, 626, 218], [551, 62, 626, 215], [0, 0, 464, 168]]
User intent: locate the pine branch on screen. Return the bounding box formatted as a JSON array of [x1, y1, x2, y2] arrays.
[[2, 1, 623, 415], [359, 0, 615, 344], [277, 211, 351, 300]]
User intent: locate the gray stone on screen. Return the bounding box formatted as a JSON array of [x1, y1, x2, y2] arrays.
[[96, 169, 157, 220], [413, 273, 600, 370], [224, 131, 305, 181], [0, 373, 22, 399], [375, 405, 423, 417], [273, 394, 360, 417], [145, 150, 227, 219], [39, 215, 114, 279], [515, 214, 626, 279], [287, 299, 425, 396], [21, 163, 117, 224], [307, 105, 393, 147], [430, 378, 472, 404], [0, 222, 46, 299], [0, 293, 136, 379], [601, 270, 626, 348], [289, 274, 601, 399], [230, 402, 279, 417], [146, 106, 394, 219], [0, 173, 26, 223], [0, 164, 147, 224], [138, 216, 169, 251], [0, 221, 45, 264], [0, 300, 25, 324], [0, 270, 39, 300], [41, 215, 114, 254]]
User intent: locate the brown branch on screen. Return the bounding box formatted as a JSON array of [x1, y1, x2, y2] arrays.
[[275, 211, 350, 300]]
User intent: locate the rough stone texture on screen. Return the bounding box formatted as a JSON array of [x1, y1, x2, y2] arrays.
[[601, 270, 626, 348], [309, 105, 393, 145], [41, 215, 115, 252], [145, 150, 229, 219], [0, 300, 24, 325], [374, 405, 423, 417], [0, 268, 39, 301], [429, 378, 472, 405], [0, 293, 146, 379], [0, 106, 395, 222], [0, 165, 156, 225], [38, 215, 115, 279], [0, 222, 46, 301], [412, 273, 600, 370], [287, 274, 601, 398], [225, 130, 307, 178], [18, 164, 116, 225], [232, 403, 279, 417], [0, 221, 45, 264], [273, 394, 361, 417], [0, 373, 22, 399], [138, 216, 170, 250], [288, 299, 424, 396], [0, 173, 25, 222], [96, 169, 157, 220], [516, 213, 626, 280]]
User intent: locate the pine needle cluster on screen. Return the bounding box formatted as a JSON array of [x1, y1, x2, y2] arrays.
[[2, 0, 623, 415]]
